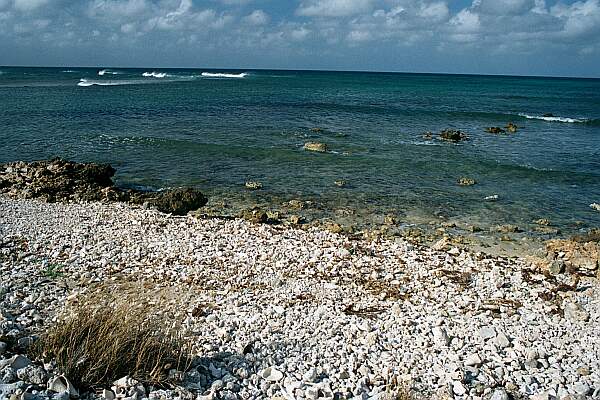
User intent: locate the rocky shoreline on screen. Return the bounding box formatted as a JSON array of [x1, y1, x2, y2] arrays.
[[1, 160, 599, 400]]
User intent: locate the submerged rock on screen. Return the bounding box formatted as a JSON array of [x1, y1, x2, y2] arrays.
[[485, 127, 506, 134], [245, 181, 263, 190], [458, 177, 477, 186], [506, 122, 518, 133], [303, 142, 328, 153], [439, 129, 468, 142]]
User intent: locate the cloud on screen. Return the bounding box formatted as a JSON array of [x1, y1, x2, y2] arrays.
[[13, 0, 49, 12], [297, 0, 374, 17], [244, 9, 269, 25]]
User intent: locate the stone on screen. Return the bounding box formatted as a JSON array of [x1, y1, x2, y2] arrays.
[[0, 342, 6, 354], [334, 180, 347, 188], [505, 122, 518, 133], [432, 327, 450, 347], [495, 332, 510, 348], [102, 389, 116, 400], [439, 129, 468, 142], [242, 208, 268, 223], [486, 127, 506, 134], [485, 195, 499, 201], [452, 381, 467, 396], [48, 376, 79, 398], [563, 301, 590, 322], [479, 327, 497, 340], [147, 188, 208, 215], [490, 388, 510, 400], [303, 142, 328, 153], [464, 354, 482, 367], [458, 177, 477, 186], [8, 355, 31, 370], [573, 382, 590, 396], [261, 367, 284, 382], [590, 203, 600, 212]]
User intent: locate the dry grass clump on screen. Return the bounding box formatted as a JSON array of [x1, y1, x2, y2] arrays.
[[35, 296, 191, 389]]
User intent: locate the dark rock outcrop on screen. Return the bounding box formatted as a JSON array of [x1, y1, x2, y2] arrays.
[[144, 188, 208, 216], [439, 129, 469, 142], [0, 158, 208, 215]]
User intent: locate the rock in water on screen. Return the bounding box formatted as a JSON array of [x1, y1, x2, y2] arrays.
[[590, 203, 600, 212], [148, 188, 208, 215], [245, 181, 263, 190], [439, 129, 468, 142], [304, 142, 328, 153], [485, 127, 506, 134], [0, 158, 116, 202], [505, 122, 518, 133], [458, 177, 477, 186]]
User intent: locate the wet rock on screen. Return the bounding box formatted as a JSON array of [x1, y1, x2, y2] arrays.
[[241, 208, 268, 223], [546, 237, 599, 274], [535, 218, 551, 226], [324, 222, 344, 234], [334, 180, 347, 188], [591, 203, 600, 212], [485, 127, 506, 134], [147, 188, 208, 216], [505, 122, 518, 133], [495, 224, 521, 234], [485, 195, 499, 201], [439, 129, 468, 142], [303, 142, 328, 153], [288, 215, 304, 225], [458, 177, 477, 186], [0, 158, 116, 202], [534, 226, 560, 235], [245, 181, 263, 190]]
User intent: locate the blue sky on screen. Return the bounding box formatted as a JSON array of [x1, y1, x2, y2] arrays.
[[1, 0, 599, 77]]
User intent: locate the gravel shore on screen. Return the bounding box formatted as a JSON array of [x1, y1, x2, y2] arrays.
[[1, 196, 599, 400]]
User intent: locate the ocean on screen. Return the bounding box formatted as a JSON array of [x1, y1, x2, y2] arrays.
[[1, 66, 599, 247]]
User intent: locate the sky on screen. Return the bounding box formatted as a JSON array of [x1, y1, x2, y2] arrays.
[[0, 0, 599, 77]]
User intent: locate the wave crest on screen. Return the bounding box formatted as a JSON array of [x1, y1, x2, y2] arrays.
[[98, 69, 119, 76], [518, 113, 589, 123], [142, 71, 168, 78], [201, 72, 248, 79], [78, 78, 132, 87]]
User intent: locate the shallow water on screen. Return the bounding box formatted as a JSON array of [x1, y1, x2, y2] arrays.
[[1, 66, 599, 243]]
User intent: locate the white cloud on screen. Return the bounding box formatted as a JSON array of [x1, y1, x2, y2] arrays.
[[477, 0, 535, 15], [244, 10, 269, 26], [14, 0, 49, 12], [297, 0, 374, 17], [450, 9, 480, 33]]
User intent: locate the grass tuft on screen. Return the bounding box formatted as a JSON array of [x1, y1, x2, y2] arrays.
[[34, 298, 191, 389]]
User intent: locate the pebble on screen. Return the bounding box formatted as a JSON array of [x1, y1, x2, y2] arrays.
[[0, 196, 599, 400]]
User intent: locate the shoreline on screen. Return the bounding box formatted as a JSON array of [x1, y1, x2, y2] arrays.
[[1, 192, 599, 399]]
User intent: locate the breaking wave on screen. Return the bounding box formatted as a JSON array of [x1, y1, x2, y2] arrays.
[[78, 78, 136, 87], [98, 69, 119, 76], [142, 71, 168, 78], [201, 72, 248, 79], [518, 113, 589, 123]]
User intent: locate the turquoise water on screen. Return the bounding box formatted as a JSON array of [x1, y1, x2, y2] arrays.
[[1, 66, 599, 238]]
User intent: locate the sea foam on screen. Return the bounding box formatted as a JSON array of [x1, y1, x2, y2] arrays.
[[98, 69, 119, 76], [78, 78, 132, 87], [518, 113, 588, 123], [142, 71, 168, 78], [201, 72, 248, 78]]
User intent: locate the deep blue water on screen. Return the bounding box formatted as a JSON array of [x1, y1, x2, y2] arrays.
[[1, 66, 599, 236]]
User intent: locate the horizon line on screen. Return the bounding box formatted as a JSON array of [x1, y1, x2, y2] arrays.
[[1, 64, 599, 80]]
